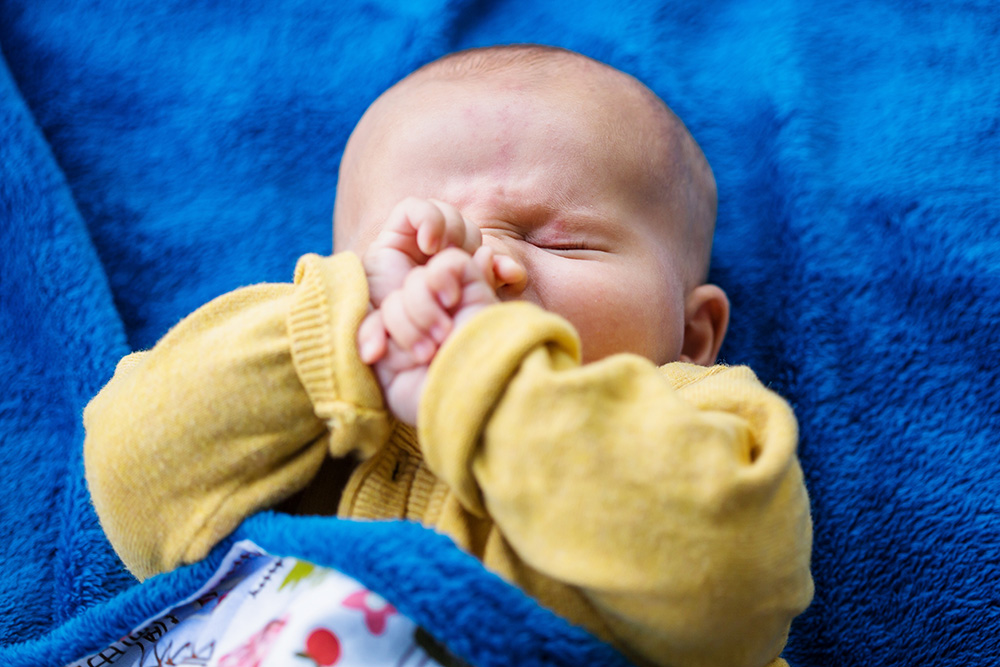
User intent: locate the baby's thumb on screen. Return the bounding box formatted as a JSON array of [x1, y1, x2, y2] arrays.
[[491, 253, 526, 293], [470, 246, 525, 291]]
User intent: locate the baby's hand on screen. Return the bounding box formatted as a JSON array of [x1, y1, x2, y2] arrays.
[[358, 246, 503, 426], [362, 197, 482, 309]]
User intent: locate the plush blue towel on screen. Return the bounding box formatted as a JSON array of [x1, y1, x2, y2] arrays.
[[1, 1, 997, 665]]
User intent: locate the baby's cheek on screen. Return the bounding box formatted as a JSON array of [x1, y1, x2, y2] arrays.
[[525, 255, 681, 364], [588, 273, 682, 364], [550, 286, 638, 363]]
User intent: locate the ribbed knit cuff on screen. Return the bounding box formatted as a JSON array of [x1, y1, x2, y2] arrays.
[[289, 253, 391, 459]]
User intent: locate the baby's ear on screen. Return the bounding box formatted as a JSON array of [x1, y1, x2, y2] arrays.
[[679, 284, 730, 366]]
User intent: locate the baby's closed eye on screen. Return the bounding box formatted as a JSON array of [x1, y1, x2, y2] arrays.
[[480, 218, 612, 256], [535, 240, 598, 251], [525, 215, 615, 255], [527, 235, 609, 255]]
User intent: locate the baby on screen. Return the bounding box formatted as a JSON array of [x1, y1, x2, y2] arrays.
[[85, 45, 813, 667]]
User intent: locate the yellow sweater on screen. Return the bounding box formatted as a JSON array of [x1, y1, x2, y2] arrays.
[[84, 252, 813, 667]]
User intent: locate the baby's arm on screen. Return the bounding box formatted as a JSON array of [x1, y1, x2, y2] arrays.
[[417, 308, 813, 667], [359, 246, 811, 665], [84, 254, 391, 580], [84, 197, 514, 581]]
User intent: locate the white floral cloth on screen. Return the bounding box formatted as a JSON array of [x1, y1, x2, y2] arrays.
[[69, 541, 450, 667]]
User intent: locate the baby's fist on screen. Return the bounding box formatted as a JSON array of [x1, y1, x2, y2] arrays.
[[358, 246, 508, 425], [363, 197, 482, 308]]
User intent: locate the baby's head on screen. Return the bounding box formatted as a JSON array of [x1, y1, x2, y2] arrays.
[[334, 44, 728, 366]]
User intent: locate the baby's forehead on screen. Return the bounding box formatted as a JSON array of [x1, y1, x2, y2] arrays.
[[379, 63, 679, 162], [372, 76, 678, 198]]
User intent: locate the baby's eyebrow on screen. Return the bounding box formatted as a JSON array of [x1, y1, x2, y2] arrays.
[[487, 184, 577, 220], [500, 195, 600, 226], [482, 189, 610, 237]]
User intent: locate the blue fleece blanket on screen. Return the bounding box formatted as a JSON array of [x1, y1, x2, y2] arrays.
[[1, 1, 998, 665]]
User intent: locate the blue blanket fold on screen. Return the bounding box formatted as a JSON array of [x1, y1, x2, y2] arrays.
[[1, 1, 998, 665], [2, 515, 629, 667]]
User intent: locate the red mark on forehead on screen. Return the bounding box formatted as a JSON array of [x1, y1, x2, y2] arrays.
[[458, 101, 521, 177]]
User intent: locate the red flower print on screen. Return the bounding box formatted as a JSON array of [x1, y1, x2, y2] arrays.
[[297, 627, 342, 666], [342, 589, 398, 635]]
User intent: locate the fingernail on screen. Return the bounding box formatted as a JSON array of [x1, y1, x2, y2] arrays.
[[430, 323, 448, 343], [437, 290, 457, 308]]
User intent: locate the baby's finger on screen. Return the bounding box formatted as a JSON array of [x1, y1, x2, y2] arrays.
[[492, 253, 527, 292], [427, 199, 482, 255], [407, 200, 451, 258], [402, 267, 454, 344], [357, 310, 388, 364], [470, 245, 496, 288], [423, 250, 468, 310], [465, 247, 503, 301], [380, 286, 437, 364], [378, 197, 446, 262]]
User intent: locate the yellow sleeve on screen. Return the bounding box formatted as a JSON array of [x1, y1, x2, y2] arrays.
[[83, 253, 391, 580], [419, 301, 813, 667]]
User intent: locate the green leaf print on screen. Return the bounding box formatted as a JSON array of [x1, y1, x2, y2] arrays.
[[279, 559, 325, 591]]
